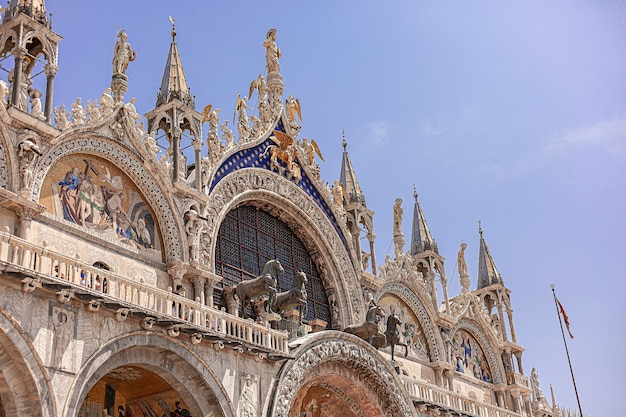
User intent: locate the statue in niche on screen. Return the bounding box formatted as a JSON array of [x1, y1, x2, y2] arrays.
[[17, 135, 42, 189], [29, 89, 45, 120], [393, 198, 403, 236], [112, 29, 136, 76], [71, 98, 86, 126], [9, 67, 31, 111], [263, 28, 281, 73], [185, 209, 202, 263]]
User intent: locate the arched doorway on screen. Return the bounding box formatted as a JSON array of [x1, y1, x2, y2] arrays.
[[66, 333, 234, 417], [79, 366, 190, 417], [271, 332, 417, 417]]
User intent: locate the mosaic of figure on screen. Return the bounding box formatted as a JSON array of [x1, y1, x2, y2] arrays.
[[452, 329, 492, 383], [41, 155, 160, 252]]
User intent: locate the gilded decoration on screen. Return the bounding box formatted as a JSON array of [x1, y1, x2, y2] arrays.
[[378, 294, 430, 361], [40, 153, 163, 254]]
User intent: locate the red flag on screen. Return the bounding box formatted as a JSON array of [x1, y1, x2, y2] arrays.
[[557, 299, 574, 339]]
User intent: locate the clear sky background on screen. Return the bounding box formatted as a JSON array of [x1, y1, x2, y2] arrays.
[[41, 1, 625, 416]]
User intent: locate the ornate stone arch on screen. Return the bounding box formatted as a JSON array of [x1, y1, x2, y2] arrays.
[[28, 133, 185, 262], [270, 331, 417, 417], [64, 331, 235, 417], [23, 30, 57, 65], [204, 168, 363, 325], [375, 281, 443, 362], [450, 318, 505, 384], [0, 309, 55, 417]]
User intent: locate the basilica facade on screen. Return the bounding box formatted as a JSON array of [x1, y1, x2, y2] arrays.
[[0, 2, 571, 417]]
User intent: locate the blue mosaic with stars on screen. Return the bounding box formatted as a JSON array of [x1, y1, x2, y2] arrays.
[[209, 130, 351, 256]]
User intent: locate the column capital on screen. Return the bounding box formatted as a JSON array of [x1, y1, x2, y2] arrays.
[[44, 64, 59, 78]]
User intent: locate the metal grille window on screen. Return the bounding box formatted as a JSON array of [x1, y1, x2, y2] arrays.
[[215, 205, 330, 326]]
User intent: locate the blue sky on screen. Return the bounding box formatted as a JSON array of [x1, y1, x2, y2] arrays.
[[44, 1, 625, 415]]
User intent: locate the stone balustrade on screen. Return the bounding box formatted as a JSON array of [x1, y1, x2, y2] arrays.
[[0, 231, 289, 354], [401, 375, 528, 417]]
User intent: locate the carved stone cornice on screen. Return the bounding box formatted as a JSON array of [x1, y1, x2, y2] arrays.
[[0, 186, 46, 216]]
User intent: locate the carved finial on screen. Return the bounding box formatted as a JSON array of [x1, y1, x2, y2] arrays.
[[342, 129, 347, 149], [478, 220, 483, 237], [413, 183, 418, 201]]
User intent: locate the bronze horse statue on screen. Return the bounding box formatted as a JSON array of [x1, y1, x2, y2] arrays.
[[273, 271, 308, 324], [234, 259, 283, 316], [382, 313, 409, 361], [343, 304, 385, 344]]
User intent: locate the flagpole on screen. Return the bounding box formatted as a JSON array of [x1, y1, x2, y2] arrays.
[[550, 284, 583, 417]]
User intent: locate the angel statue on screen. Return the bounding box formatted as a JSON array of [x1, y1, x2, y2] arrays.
[[286, 95, 302, 125], [332, 180, 346, 208], [249, 74, 269, 104], [235, 94, 253, 141], [301, 137, 324, 166]]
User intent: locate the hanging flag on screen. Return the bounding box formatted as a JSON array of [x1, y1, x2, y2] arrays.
[[557, 299, 574, 339]]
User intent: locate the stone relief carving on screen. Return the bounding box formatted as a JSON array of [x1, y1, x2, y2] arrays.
[[273, 339, 413, 417]]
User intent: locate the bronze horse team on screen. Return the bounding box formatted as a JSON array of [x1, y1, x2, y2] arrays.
[[234, 260, 408, 361]]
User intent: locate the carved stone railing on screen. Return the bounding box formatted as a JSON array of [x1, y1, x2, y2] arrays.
[[0, 231, 289, 354], [401, 375, 527, 417]]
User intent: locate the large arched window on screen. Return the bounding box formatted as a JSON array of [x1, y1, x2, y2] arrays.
[[215, 205, 330, 326]]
